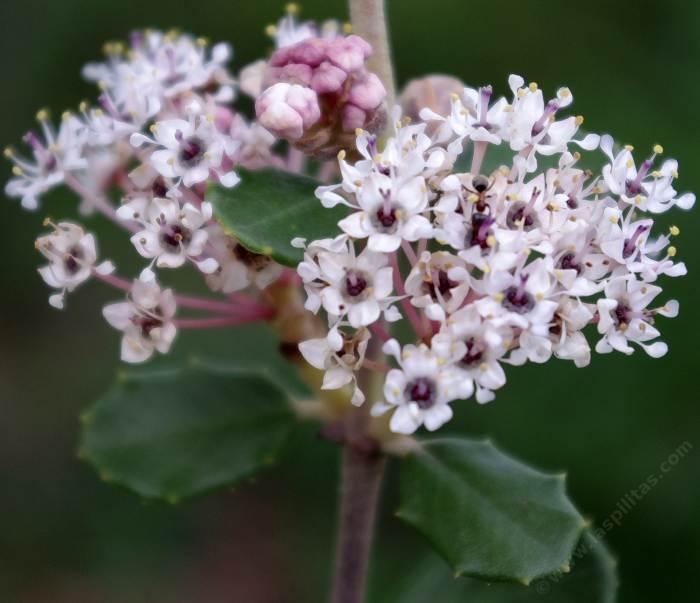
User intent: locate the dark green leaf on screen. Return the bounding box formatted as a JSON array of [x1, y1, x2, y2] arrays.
[[398, 437, 586, 583], [208, 168, 345, 267], [371, 531, 618, 603], [80, 361, 295, 501]]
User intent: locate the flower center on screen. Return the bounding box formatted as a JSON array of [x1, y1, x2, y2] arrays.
[[613, 302, 632, 328], [558, 251, 581, 273], [344, 270, 369, 298], [506, 202, 537, 230], [424, 269, 457, 301], [64, 245, 84, 275], [502, 279, 536, 314], [160, 223, 192, 251], [461, 337, 485, 367], [177, 136, 205, 167], [405, 377, 436, 409]]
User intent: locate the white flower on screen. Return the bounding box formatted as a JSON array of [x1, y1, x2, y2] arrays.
[[205, 225, 282, 293], [334, 171, 433, 252], [503, 75, 599, 172], [117, 196, 217, 276], [130, 107, 239, 191], [600, 136, 695, 214], [102, 278, 177, 363], [4, 111, 87, 210], [475, 258, 558, 335], [35, 221, 114, 309], [304, 240, 397, 327], [595, 277, 676, 357], [432, 305, 508, 403], [404, 251, 470, 320], [371, 339, 464, 434], [299, 326, 370, 406]]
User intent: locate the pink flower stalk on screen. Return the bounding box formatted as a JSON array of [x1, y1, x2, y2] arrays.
[[256, 35, 387, 157]]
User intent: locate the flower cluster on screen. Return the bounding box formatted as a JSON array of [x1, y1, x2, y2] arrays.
[[5, 21, 333, 363], [297, 76, 694, 434]]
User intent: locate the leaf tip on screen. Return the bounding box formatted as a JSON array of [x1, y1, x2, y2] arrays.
[[99, 470, 114, 483], [519, 577, 533, 586], [166, 494, 181, 505]]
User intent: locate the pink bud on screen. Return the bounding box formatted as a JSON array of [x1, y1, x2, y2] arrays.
[[311, 61, 348, 94], [341, 104, 367, 131], [399, 75, 465, 123], [326, 35, 370, 72], [255, 83, 321, 141], [348, 73, 386, 111], [257, 33, 387, 157]]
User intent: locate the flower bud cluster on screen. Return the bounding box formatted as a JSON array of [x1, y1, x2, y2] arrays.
[[256, 19, 387, 157]]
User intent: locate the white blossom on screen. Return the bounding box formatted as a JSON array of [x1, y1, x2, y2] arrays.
[[371, 339, 465, 434], [117, 196, 217, 277], [102, 278, 177, 363], [35, 221, 114, 309], [299, 326, 370, 406]]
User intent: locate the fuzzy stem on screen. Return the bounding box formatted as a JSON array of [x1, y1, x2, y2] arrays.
[[331, 445, 386, 603], [349, 0, 396, 106], [327, 4, 396, 602], [94, 271, 265, 316], [174, 313, 268, 329]]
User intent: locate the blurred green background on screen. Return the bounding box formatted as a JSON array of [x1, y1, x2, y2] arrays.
[[1, 0, 698, 601]]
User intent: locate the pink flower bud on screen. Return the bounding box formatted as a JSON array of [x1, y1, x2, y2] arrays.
[[256, 33, 387, 158], [348, 73, 386, 111], [255, 83, 321, 141], [399, 75, 465, 128]]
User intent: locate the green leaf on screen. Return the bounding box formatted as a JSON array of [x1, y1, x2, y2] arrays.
[[372, 531, 618, 603], [398, 437, 586, 584], [208, 168, 346, 267], [80, 361, 295, 501]]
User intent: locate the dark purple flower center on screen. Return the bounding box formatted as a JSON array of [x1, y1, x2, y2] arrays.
[[424, 269, 457, 301], [178, 136, 205, 167], [135, 313, 163, 339], [613, 302, 632, 327], [406, 377, 436, 409], [345, 271, 368, 298], [160, 223, 192, 251], [502, 278, 536, 314], [64, 245, 84, 275], [506, 202, 537, 230], [461, 338, 484, 367], [558, 252, 581, 273], [152, 178, 168, 197], [376, 206, 397, 228]]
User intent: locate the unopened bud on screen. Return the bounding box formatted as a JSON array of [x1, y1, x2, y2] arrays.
[[257, 33, 387, 158]]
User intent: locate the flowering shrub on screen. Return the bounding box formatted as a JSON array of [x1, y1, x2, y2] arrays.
[[4, 3, 695, 602]]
